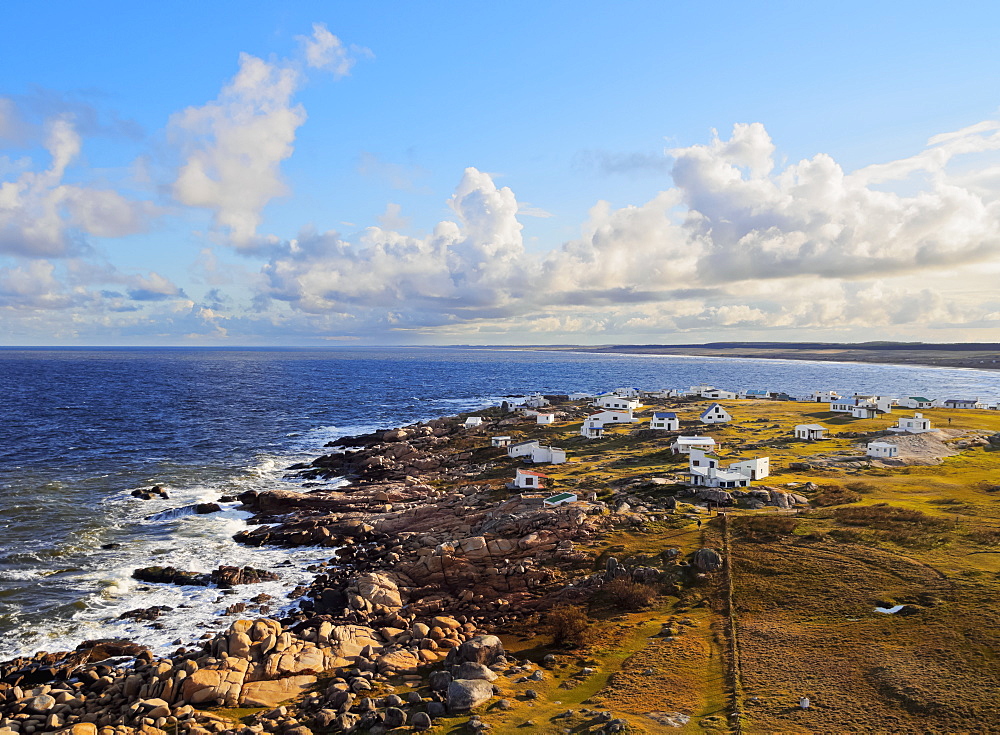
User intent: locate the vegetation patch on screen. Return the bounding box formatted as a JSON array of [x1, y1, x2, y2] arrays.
[[811, 483, 862, 506], [734, 515, 799, 542]]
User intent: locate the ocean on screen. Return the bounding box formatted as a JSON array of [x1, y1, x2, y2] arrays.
[[2, 346, 1000, 660]]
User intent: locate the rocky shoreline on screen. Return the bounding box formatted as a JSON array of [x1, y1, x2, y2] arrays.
[[0, 400, 721, 734]]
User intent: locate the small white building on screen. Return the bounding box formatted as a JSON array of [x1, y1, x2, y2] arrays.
[[491, 436, 513, 447], [530, 445, 567, 464], [729, 456, 770, 480], [901, 397, 934, 409], [688, 448, 720, 470], [688, 466, 751, 489], [568, 392, 594, 401], [543, 492, 577, 508], [464, 416, 483, 428], [650, 412, 680, 431], [507, 440, 540, 458], [794, 424, 828, 441], [671, 435, 717, 454], [589, 409, 636, 424], [830, 399, 855, 413], [700, 403, 732, 425], [579, 418, 605, 439], [523, 394, 550, 409], [812, 390, 840, 402], [613, 387, 641, 398], [593, 395, 641, 411], [851, 405, 879, 420], [741, 389, 771, 400], [686, 384, 714, 396], [536, 413, 555, 425], [514, 468, 547, 489], [891, 413, 932, 434], [944, 399, 983, 410], [867, 441, 899, 458], [702, 388, 738, 400]]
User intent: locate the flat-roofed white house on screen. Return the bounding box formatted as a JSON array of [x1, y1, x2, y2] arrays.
[[700, 403, 732, 424], [944, 398, 983, 410], [523, 394, 550, 408], [543, 492, 578, 507], [813, 390, 841, 402], [687, 466, 751, 489], [830, 399, 856, 413], [901, 397, 934, 409], [507, 440, 540, 458], [891, 413, 932, 434], [514, 468, 547, 489], [530, 445, 567, 464], [593, 395, 641, 411], [729, 456, 770, 480], [688, 448, 721, 471], [491, 436, 513, 447], [589, 409, 636, 424], [464, 416, 483, 427], [671, 435, 717, 454], [794, 424, 828, 441], [568, 392, 594, 400], [702, 388, 738, 400], [613, 387, 641, 398], [867, 441, 899, 458], [851, 405, 880, 420], [579, 418, 605, 439], [686, 384, 715, 396], [650, 412, 680, 431], [536, 413, 555, 425]]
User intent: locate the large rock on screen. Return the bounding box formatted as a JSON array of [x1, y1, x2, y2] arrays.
[[453, 662, 497, 681], [377, 649, 421, 674], [447, 678, 495, 712], [692, 548, 723, 572], [349, 573, 404, 611], [240, 675, 318, 707], [445, 635, 505, 667], [323, 625, 382, 661]]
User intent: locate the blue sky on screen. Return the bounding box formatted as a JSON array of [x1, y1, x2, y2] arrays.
[[3, 1, 1000, 345]]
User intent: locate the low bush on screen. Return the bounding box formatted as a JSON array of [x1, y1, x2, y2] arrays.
[[544, 605, 595, 647], [736, 516, 799, 541], [811, 484, 862, 507], [601, 577, 658, 610], [834, 504, 948, 530], [968, 528, 1000, 546], [846, 482, 878, 494]]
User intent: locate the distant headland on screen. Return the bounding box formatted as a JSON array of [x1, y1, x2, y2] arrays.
[[502, 342, 1000, 371]]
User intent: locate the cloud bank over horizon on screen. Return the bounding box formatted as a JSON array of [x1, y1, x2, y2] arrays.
[[3, 24, 1000, 344]]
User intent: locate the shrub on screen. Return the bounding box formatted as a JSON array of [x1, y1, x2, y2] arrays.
[[544, 605, 594, 647], [737, 516, 799, 542], [846, 482, 878, 494], [834, 504, 947, 530], [601, 577, 657, 610], [812, 484, 862, 507], [969, 528, 1000, 546]]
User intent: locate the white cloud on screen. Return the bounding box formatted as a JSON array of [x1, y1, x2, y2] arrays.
[[298, 22, 370, 76], [0, 116, 155, 257]]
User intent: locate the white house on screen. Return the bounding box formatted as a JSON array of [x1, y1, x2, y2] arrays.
[[901, 397, 934, 409], [867, 441, 899, 458], [851, 405, 880, 420], [687, 466, 751, 489], [593, 395, 641, 411], [530, 445, 567, 464], [507, 440, 540, 458], [579, 418, 605, 439], [832, 395, 894, 414], [536, 413, 555, 425], [729, 456, 770, 480], [830, 399, 856, 413], [523, 394, 550, 409], [944, 399, 983, 410], [649, 412, 680, 431], [613, 387, 641, 398], [812, 390, 841, 402], [543, 492, 578, 508], [688, 447, 721, 471], [491, 436, 513, 447], [645, 388, 682, 399], [514, 468, 547, 489], [794, 424, 828, 441], [700, 403, 732, 424], [702, 388, 738, 400], [891, 413, 932, 434], [671, 435, 717, 454], [686, 384, 715, 396], [589, 409, 636, 424], [741, 389, 771, 400], [464, 416, 483, 428], [568, 392, 594, 401]]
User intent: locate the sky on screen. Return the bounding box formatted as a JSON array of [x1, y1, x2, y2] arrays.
[[3, 2, 1000, 346]]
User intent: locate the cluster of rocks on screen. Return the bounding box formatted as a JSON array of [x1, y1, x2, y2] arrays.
[[131, 566, 279, 589], [686, 485, 809, 509]]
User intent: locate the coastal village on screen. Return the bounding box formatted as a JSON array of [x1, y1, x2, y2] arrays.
[[2, 384, 1000, 734]]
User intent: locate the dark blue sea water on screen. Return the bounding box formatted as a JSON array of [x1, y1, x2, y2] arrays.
[[2, 346, 1000, 659]]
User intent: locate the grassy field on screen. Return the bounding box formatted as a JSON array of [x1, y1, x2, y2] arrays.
[[465, 398, 1000, 733]]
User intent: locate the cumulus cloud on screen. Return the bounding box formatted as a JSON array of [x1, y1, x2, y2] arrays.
[[0, 116, 156, 257], [171, 24, 367, 248], [248, 120, 1000, 341], [298, 22, 371, 76]]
